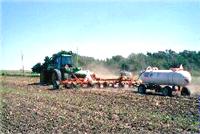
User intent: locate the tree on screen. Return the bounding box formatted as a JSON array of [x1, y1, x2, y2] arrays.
[[32, 63, 42, 73]]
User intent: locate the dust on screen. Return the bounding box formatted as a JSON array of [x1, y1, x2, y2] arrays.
[[131, 72, 140, 80], [83, 63, 139, 80], [83, 63, 119, 78], [188, 76, 200, 96], [188, 85, 200, 96]]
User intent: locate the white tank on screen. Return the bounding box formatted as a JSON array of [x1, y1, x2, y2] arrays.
[[140, 67, 192, 86]]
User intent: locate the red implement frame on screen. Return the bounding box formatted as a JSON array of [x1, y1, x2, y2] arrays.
[[60, 75, 140, 88]]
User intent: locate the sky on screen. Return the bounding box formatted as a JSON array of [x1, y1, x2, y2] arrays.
[[1, 0, 200, 70]]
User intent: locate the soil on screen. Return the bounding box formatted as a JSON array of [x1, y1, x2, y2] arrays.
[[0, 76, 199, 133]]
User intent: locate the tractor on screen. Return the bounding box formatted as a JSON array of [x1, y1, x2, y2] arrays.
[[33, 51, 82, 89], [32, 51, 139, 89]]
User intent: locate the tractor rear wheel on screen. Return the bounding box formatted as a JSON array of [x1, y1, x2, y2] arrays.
[[138, 84, 146, 94], [40, 71, 46, 84], [52, 70, 61, 89]]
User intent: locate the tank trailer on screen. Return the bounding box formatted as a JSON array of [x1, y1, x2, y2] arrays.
[[137, 66, 191, 96]]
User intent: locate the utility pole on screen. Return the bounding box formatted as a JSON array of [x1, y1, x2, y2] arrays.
[[76, 47, 78, 67], [21, 51, 24, 76]]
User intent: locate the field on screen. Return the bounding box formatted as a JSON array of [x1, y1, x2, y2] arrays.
[[0, 76, 199, 133], [0, 70, 39, 77]]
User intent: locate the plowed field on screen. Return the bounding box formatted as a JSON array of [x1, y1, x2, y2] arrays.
[[0, 76, 199, 133]]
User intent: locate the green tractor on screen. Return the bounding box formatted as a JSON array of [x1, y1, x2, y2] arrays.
[[32, 51, 81, 89]]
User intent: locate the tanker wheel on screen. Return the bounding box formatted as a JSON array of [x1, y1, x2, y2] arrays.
[[138, 84, 146, 94], [52, 71, 60, 89], [162, 86, 172, 96], [181, 87, 191, 96]]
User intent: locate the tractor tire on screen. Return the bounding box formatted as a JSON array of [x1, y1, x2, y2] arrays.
[[138, 84, 146, 94], [52, 69, 61, 89], [162, 86, 172, 96], [40, 71, 46, 85], [181, 87, 191, 96]]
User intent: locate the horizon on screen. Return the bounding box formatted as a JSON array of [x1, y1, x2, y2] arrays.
[[1, 49, 199, 71], [1, 1, 200, 70]]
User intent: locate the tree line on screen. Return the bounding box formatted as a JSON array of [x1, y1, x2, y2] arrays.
[[78, 50, 200, 76], [32, 50, 200, 76]]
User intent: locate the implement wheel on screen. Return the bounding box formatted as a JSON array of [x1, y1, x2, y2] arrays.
[[138, 84, 146, 94]]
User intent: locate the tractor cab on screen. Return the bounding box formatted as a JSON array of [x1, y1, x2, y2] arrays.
[[54, 54, 73, 69], [40, 54, 74, 85]]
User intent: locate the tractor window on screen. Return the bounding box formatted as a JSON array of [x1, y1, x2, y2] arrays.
[[61, 56, 73, 66], [55, 57, 61, 69]]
